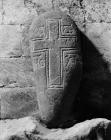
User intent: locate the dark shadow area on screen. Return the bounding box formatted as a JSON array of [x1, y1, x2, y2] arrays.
[[47, 29, 111, 129], [73, 30, 111, 123]]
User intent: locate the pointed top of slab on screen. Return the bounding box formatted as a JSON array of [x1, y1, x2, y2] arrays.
[[29, 9, 78, 41]]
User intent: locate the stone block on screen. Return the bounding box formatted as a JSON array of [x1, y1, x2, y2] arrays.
[[0, 25, 23, 58], [83, 0, 111, 5], [3, 0, 36, 24], [0, 11, 2, 24], [0, 23, 37, 58], [22, 23, 35, 57], [0, 0, 3, 24], [30, 0, 52, 14], [0, 58, 34, 88], [29, 10, 82, 127], [51, 0, 83, 16], [0, 14, 2, 24], [0, 87, 38, 119], [82, 0, 111, 23], [51, 0, 72, 11]]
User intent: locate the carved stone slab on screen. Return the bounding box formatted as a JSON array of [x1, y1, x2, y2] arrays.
[[29, 10, 82, 127]]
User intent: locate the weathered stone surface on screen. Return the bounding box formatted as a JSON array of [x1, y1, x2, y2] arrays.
[[0, 56, 37, 119], [0, 11, 2, 24], [0, 87, 38, 119], [3, 0, 36, 25], [0, 0, 2, 24], [0, 58, 34, 88], [0, 20, 35, 58], [1, 117, 111, 140], [70, 7, 85, 32], [78, 23, 111, 117], [1, 0, 111, 134], [83, 0, 111, 23], [52, 0, 73, 12], [50, 0, 85, 31], [29, 10, 82, 127], [30, 0, 52, 14], [0, 57, 37, 119], [0, 13, 2, 24], [0, 116, 40, 140], [22, 23, 35, 57], [0, 25, 23, 58]]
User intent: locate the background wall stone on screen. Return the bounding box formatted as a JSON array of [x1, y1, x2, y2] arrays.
[[0, 0, 111, 120]]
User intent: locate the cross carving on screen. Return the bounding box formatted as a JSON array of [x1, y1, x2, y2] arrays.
[[30, 18, 79, 89]]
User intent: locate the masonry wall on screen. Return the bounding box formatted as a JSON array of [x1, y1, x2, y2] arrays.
[[1, 0, 111, 119]]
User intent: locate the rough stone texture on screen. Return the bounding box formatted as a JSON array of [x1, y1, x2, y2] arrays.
[[0, 0, 3, 24], [0, 25, 23, 57], [83, 0, 111, 23], [3, 0, 36, 25], [29, 10, 82, 127], [1, 116, 40, 140], [0, 87, 38, 119], [0, 0, 81, 120], [0, 57, 36, 119], [0, 58, 34, 88], [1, 117, 111, 140], [0, 13, 2, 25], [51, 0, 86, 31], [31, 0, 52, 14], [0, 0, 111, 123]]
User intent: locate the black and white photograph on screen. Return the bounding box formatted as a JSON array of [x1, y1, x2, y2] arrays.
[[0, 0, 111, 139]]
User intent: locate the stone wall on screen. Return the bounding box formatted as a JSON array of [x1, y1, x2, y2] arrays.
[[1, 0, 111, 119]]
